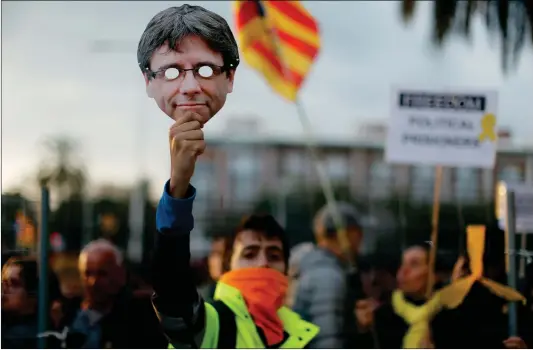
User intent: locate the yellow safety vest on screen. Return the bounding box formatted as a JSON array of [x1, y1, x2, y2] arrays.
[[169, 282, 319, 349]]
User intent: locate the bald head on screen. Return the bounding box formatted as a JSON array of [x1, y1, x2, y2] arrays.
[[80, 239, 123, 267], [79, 239, 126, 310], [313, 202, 363, 257]]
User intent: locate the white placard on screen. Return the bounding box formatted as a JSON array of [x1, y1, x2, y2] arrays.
[[385, 88, 498, 168], [496, 181, 533, 233]]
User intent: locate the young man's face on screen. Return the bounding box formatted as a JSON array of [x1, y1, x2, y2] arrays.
[[229, 230, 286, 274], [144, 35, 235, 122], [396, 246, 429, 296]]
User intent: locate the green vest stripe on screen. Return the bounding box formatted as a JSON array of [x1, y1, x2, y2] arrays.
[[167, 303, 220, 349], [167, 283, 319, 348], [201, 303, 220, 348]]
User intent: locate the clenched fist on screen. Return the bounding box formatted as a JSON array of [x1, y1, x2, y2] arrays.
[[169, 111, 207, 198], [503, 337, 527, 349]]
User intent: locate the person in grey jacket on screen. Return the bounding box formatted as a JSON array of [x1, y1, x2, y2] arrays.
[[292, 202, 365, 349], [286, 243, 315, 309]]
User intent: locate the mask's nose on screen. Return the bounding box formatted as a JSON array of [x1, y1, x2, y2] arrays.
[[180, 70, 202, 95]]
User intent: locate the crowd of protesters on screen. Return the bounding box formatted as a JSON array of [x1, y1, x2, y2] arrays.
[[1, 240, 167, 349], [3, 3, 533, 349], [2, 209, 532, 348]]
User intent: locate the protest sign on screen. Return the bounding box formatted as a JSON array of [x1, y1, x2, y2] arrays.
[[385, 88, 498, 168]]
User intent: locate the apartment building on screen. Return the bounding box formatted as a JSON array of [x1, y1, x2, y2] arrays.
[[191, 129, 533, 216], [183, 123, 531, 256]]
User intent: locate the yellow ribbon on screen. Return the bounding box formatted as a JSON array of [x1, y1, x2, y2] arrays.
[[440, 225, 526, 309], [478, 113, 497, 142], [392, 290, 443, 348]]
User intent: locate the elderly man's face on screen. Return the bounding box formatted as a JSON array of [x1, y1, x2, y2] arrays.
[[144, 35, 235, 122], [1, 264, 34, 314], [79, 250, 125, 308]]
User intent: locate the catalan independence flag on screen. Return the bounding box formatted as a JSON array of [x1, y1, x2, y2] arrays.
[[233, 0, 320, 102]]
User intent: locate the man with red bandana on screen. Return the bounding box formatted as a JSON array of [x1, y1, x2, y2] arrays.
[[139, 5, 319, 348]]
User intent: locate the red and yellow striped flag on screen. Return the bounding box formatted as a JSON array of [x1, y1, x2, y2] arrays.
[[233, 0, 320, 102]]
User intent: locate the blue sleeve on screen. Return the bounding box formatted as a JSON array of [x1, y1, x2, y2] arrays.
[[152, 180, 206, 347], [156, 180, 196, 233]]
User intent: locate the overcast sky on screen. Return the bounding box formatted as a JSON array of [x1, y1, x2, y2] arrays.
[[2, 1, 532, 198]]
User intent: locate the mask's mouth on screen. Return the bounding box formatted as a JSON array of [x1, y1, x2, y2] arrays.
[[177, 103, 206, 108]]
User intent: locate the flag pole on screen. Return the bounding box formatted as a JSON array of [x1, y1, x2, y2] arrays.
[[294, 97, 355, 268], [296, 95, 380, 348], [264, 8, 355, 268], [426, 165, 443, 298]]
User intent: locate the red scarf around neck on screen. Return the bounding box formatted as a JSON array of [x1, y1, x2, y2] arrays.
[[219, 267, 288, 346]]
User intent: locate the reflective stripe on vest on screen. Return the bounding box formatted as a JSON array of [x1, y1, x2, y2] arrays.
[[169, 283, 319, 348], [201, 303, 220, 348], [168, 303, 220, 349]]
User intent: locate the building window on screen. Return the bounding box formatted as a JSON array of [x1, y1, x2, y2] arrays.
[[282, 150, 306, 177], [498, 164, 524, 184], [411, 166, 435, 202], [369, 160, 392, 199], [455, 167, 479, 203], [191, 160, 215, 213], [229, 148, 259, 204], [193, 161, 215, 192], [325, 153, 348, 183]]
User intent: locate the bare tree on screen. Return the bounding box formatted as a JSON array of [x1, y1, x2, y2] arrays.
[[37, 136, 87, 202]]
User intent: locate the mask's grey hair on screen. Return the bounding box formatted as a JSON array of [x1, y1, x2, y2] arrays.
[[137, 4, 240, 75], [80, 239, 124, 266]]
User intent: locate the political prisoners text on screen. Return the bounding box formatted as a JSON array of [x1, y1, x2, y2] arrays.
[[398, 92, 487, 147]]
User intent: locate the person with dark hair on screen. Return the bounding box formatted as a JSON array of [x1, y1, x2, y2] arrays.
[[1, 256, 63, 348], [372, 241, 440, 349], [358, 253, 399, 305], [153, 206, 318, 348], [292, 202, 365, 348], [371, 225, 529, 349], [145, 5, 319, 347], [431, 226, 530, 349], [219, 214, 291, 273], [198, 234, 228, 302]]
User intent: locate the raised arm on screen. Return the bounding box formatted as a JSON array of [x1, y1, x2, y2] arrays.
[[151, 181, 207, 348], [152, 110, 209, 348]]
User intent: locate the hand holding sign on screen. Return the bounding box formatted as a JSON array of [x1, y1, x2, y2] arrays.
[[169, 111, 207, 198]]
